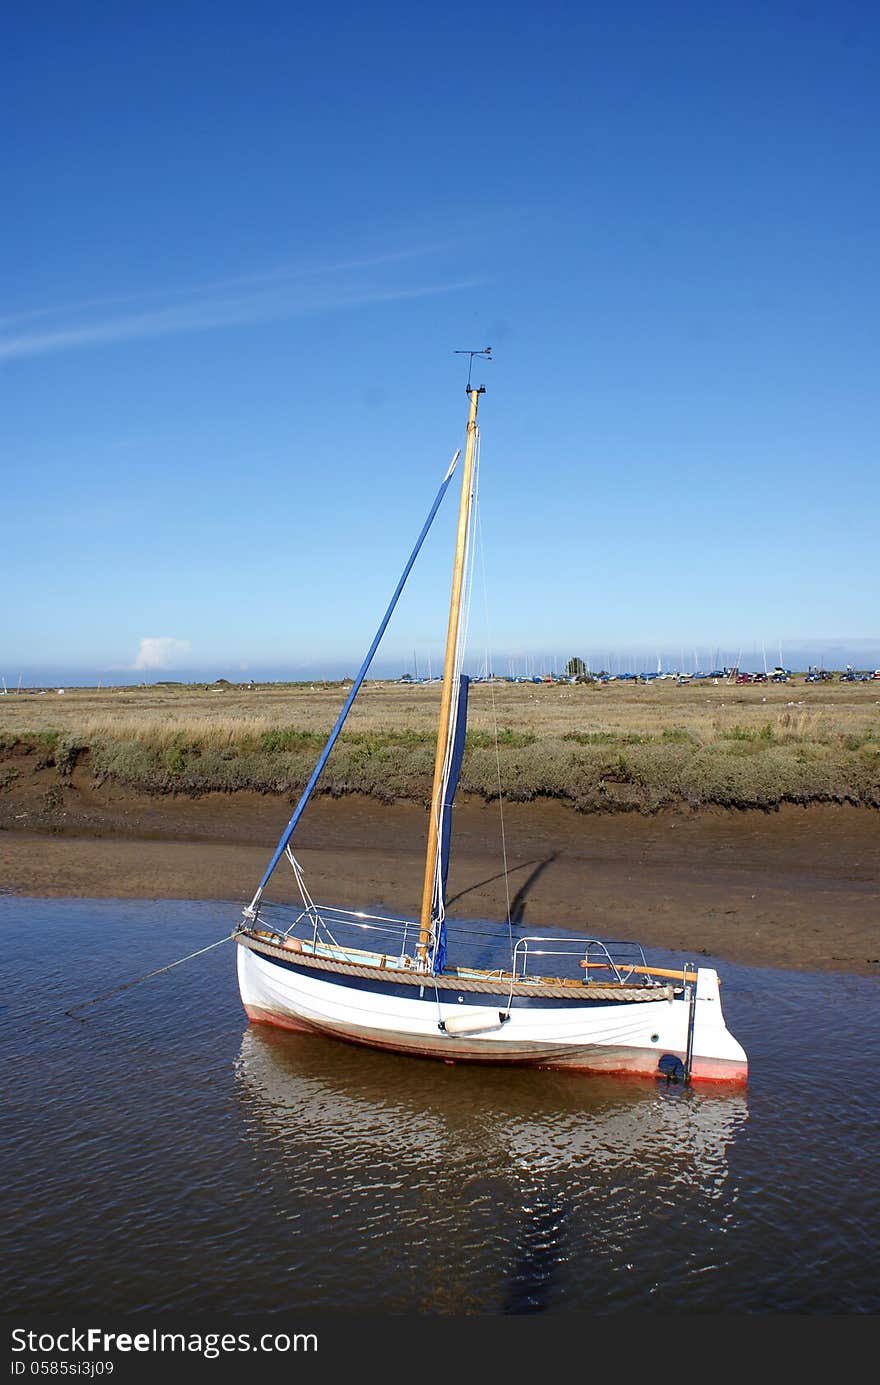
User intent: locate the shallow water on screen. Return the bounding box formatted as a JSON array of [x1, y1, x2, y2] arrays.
[[2, 897, 878, 1316]]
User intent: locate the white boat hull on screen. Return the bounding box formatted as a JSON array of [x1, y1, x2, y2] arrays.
[[236, 939, 748, 1083]]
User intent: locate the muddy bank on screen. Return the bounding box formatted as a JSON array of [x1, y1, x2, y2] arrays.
[[1, 777, 878, 977]]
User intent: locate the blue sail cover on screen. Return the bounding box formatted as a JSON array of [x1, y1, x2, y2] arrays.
[[251, 455, 459, 901], [430, 673, 470, 973]]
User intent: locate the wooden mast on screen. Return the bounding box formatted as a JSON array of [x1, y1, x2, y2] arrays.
[[417, 383, 483, 962]]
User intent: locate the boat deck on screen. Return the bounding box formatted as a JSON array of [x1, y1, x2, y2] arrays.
[[236, 927, 680, 1003]]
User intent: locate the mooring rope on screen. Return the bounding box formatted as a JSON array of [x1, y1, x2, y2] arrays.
[[64, 934, 232, 1019]]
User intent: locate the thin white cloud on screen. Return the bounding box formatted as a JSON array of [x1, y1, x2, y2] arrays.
[[0, 241, 465, 330], [0, 243, 480, 360], [133, 637, 192, 670], [0, 279, 479, 361]]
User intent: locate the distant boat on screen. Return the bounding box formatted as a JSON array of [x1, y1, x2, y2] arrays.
[[233, 379, 747, 1083]]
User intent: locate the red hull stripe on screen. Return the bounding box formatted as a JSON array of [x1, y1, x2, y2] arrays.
[[243, 1005, 747, 1084]]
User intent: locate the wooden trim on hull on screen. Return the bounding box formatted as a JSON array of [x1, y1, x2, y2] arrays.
[[235, 930, 675, 1003]]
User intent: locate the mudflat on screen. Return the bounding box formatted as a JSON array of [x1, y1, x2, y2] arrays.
[[2, 786, 877, 977]]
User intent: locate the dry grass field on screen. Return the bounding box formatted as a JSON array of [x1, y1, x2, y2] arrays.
[[2, 676, 879, 813]]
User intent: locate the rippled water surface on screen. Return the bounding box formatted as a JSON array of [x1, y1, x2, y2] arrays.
[[3, 897, 878, 1315]]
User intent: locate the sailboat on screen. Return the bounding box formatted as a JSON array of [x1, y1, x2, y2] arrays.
[[234, 376, 748, 1084]]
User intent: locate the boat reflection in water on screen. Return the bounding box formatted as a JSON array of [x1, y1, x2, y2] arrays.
[[234, 1024, 749, 1314]]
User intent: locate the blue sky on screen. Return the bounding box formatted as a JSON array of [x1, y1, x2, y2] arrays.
[[3, 1, 878, 684]]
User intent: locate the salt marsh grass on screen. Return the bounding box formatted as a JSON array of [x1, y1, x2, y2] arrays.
[[2, 677, 878, 812]]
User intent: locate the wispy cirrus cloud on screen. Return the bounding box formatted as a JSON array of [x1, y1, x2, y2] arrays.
[[0, 244, 479, 361]]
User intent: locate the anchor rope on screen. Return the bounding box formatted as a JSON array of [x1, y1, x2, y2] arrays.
[[64, 934, 232, 1018]]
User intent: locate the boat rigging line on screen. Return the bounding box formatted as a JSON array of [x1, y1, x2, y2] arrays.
[[245, 446, 462, 920], [64, 933, 233, 1020], [475, 450, 515, 962]]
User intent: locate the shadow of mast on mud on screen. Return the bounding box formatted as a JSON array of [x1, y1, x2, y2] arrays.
[[446, 853, 559, 926], [507, 853, 559, 924]]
